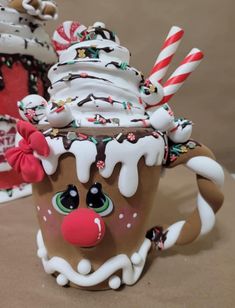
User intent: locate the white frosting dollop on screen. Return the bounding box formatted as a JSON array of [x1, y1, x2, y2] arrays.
[[0, 4, 57, 63], [35, 22, 165, 127]]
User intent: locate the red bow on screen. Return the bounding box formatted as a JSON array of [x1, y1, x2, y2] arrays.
[[5, 121, 50, 183]]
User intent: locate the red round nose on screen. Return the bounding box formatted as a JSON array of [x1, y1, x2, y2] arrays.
[[61, 208, 105, 247]]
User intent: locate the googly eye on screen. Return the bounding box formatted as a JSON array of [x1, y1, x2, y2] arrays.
[[52, 185, 79, 215], [86, 183, 113, 217]]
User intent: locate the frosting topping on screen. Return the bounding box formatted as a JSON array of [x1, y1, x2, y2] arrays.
[[34, 21, 163, 128], [0, 3, 57, 63]]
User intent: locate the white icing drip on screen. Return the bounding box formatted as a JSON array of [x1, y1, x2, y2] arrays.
[[39, 137, 97, 183], [39, 135, 165, 197], [37, 229, 151, 289], [0, 5, 56, 63], [100, 137, 165, 197]]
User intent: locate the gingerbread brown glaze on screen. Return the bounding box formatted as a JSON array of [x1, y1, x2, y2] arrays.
[[9, 0, 57, 19], [41, 2, 57, 18], [33, 153, 161, 289], [9, 0, 40, 13]]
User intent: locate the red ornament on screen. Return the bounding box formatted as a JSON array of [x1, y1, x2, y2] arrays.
[[61, 208, 106, 247], [127, 133, 136, 142], [96, 160, 105, 169]]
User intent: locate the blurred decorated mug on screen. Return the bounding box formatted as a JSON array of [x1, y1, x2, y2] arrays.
[[6, 21, 224, 290]]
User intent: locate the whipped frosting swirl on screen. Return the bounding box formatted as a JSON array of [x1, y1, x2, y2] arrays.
[[0, 3, 57, 63], [45, 22, 153, 128]]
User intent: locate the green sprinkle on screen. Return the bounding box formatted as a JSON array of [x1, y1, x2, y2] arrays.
[[19, 101, 24, 108], [94, 121, 100, 124], [71, 120, 80, 128], [89, 137, 98, 144], [120, 62, 128, 70], [122, 102, 127, 109], [102, 137, 112, 143]]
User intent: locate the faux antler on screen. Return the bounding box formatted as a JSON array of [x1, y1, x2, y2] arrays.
[[146, 27, 203, 111], [149, 26, 184, 84]]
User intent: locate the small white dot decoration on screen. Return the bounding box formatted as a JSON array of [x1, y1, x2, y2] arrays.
[[108, 275, 121, 290], [37, 206, 40, 211], [77, 259, 92, 275], [43, 216, 47, 222], [133, 213, 138, 218], [127, 223, 132, 229], [56, 274, 68, 286], [119, 214, 124, 219], [48, 209, 52, 215]]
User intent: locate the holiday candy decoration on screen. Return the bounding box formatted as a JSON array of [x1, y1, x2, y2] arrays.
[[149, 26, 184, 84], [147, 30, 203, 111], [162, 48, 204, 104], [0, 0, 57, 203], [6, 21, 224, 290], [52, 21, 87, 54]]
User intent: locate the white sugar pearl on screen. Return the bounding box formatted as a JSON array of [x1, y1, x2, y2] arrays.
[[93, 22, 106, 28], [56, 274, 68, 286], [77, 259, 92, 275], [108, 275, 121, 290]]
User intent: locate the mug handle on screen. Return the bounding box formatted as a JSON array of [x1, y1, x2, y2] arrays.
[[146, 140, 224, 250]]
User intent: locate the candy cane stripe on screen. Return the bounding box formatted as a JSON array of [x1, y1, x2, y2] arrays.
[[161, 29, 184, 50], [53, 21, 87, 54], [150, 55, 174, 75], [164, 73, 191, 87], [149, 26, 184, 83]]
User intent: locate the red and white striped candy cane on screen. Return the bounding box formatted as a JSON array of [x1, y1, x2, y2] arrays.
[[162, 48, 204, 104], [52, 21, 87, 54], [149, 26, 184, 84]]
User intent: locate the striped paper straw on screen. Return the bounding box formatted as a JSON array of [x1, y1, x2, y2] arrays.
[[149, 26, 184, 84], [162, 48, 204, 104]]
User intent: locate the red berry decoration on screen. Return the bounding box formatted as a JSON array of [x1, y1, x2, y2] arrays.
[[127, 133, 136, 142], [96, 160, 105, 169]]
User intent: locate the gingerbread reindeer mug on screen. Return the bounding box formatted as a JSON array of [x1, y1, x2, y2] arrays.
[[6, 21, 224, 290]]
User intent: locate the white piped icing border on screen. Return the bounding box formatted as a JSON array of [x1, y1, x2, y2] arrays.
[[36, 230, 152, 289]]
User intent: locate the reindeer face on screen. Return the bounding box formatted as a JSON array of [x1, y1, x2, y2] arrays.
[[33, 154, 161, 276]]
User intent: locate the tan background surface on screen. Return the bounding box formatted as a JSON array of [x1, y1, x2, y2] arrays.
[[46, 0, 234, 171], [0, 167, 234, 307]]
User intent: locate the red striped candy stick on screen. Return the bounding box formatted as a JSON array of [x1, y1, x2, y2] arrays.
[[162, 48, 204, 104], [149, 26, 184, 84]]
